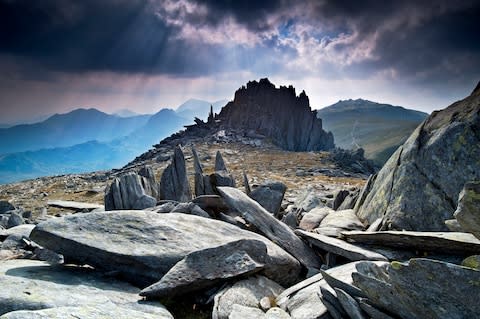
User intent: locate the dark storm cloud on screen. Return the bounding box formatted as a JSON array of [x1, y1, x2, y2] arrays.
[[195, 0, 283, 31], [0, 0, 479, 87], [0, 0, 241, 76]]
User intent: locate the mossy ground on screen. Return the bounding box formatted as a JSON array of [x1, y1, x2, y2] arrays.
[[0, 142, 366, 217]]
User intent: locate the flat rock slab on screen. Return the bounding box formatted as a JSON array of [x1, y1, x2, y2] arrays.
[[0, 224, 35, 240], [47, 200, 104, 212], [353, 258, 480, 319], [30, 211, 301, 287], [341, 230, 480, 254], [0, 259, 172, 318], [218, 187, 321, 269], [140, 239, 266, 298], [295, 230, 388, 262], [0, 304, 169, 319]]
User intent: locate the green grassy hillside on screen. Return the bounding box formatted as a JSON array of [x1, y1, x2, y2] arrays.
[[317, 99, 428, 164]]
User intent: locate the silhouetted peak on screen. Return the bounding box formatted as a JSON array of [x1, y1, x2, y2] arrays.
[[217, 79, 334, 151]]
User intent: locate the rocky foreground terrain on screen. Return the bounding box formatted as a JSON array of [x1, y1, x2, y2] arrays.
[[0, 80, 480, 319]]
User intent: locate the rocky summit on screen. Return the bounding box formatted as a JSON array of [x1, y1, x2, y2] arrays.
[[218, 78, 334, 152], [1, 80, 480, 319]]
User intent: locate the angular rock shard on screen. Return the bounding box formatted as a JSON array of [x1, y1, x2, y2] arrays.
[[104, 171, 156, 210], [295, 230, 388, 262], [249, 181, 287, 215], [218, 186, 321, 269], [215, 150, 228, 172], [192, 146, 206, 197], [140, 239, 267, 298], [160, 146, 192, 202], [342, 230, 480, 255], [138, 165, 160, 200]]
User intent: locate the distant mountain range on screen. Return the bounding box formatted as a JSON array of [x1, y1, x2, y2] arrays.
[[0, 108, 151, 154], [0, 99, 228, 184], [0, 97, 428, 184], [317, 99, 428, 164]]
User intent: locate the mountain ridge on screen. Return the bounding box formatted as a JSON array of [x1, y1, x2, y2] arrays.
[[0, 108, 151, 155], [317, 99, 428, 164]]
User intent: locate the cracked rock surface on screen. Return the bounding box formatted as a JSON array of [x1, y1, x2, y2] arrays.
[[356, 86, 480, 231]]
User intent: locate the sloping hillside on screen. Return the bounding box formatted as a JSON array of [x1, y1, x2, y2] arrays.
[[317, 99, 428, 164]]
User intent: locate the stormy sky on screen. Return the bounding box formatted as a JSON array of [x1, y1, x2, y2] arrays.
[[1, 0, 479, 123]]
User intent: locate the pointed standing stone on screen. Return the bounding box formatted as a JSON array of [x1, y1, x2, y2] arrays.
[[215, 150, 228, 172], [104, 172, 157, 210], [243, 171, 251, 195], [138, 165, 159, 200], [160, 146, 192, 202], [192, 146, 206, 197]]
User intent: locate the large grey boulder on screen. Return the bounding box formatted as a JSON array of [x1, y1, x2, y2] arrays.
[[140, 239, 267, 298], [454, 181, 480, 239], [249, 182, 287, 215], [217, 78, 334, 151], [0, 201, 15, 214], [353, 258, 480, 319], [356, 85, 480, 231], [6, 212, 24, 229], [160, 146, 192, 202], [0, 259, 172, 318], [212, 275, 285, 319], [104, 172, 157, 210], [30, 211, 301, 287]]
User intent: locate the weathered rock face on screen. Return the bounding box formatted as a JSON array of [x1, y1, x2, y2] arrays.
[[356, 85, 480, 231], [193, 149, 235, 196], [454, 181, 480, 239], [217, 78, 334, 152], [30, 211, 301, 287], [160, 146, 192, 202], [249, 182, 287, 216], [104, 172, 157, 210], [138, 165, 160, 200], [353, 258, 480, 319]]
